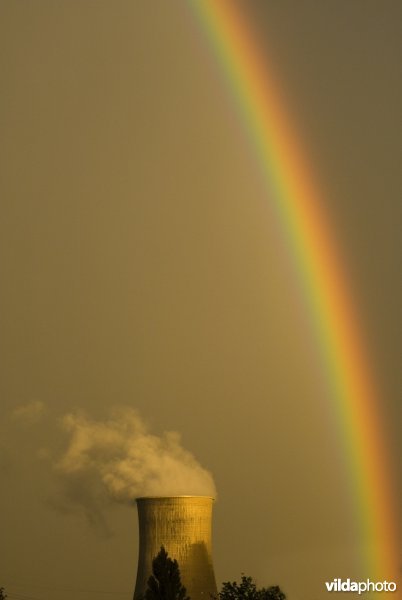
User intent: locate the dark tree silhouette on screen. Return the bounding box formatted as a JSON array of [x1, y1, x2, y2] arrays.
[[144, 546, 190, 600], [0, 587, 7, 600], [261, 586, 286, 600], [217, 575, 286, 600]]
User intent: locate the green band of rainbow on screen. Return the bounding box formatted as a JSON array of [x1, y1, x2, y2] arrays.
[[189, 0, 398, 582]]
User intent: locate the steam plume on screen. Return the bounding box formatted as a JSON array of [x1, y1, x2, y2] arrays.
[[56, 407, 216, 502]]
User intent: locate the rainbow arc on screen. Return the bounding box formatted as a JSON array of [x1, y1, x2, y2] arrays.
[[190, 0, 398, 582]]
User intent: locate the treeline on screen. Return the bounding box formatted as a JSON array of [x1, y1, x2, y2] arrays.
[[144, 546, 286, 600], [1, 547, 286, 600]]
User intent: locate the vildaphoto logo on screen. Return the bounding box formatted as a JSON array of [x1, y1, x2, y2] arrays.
[[325, 579, 397, 594]]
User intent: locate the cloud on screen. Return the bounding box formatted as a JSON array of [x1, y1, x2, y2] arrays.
[[56, 407, 217, 501]]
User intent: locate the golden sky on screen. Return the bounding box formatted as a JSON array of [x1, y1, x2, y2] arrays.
[[1, 2, 401, 600]]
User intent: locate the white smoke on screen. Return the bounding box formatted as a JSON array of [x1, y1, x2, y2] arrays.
[[56, 407, 216, 502]]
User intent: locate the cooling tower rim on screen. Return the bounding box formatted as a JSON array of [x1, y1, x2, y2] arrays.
[[135, 495, 215, 500]]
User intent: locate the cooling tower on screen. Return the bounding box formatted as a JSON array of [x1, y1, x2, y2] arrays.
[[133, 496, 217, 600]]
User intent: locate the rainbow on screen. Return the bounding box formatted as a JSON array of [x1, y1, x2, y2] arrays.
[[189, 0, 398, 583]]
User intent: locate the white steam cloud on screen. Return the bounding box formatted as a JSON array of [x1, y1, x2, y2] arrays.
[[56, 407, 216, 502]]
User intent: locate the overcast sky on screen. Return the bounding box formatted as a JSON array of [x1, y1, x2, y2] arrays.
[[1, 3, 401, 600]]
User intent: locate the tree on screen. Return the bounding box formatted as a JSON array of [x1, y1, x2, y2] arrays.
[[0, 588, 7, 600], [217, 575, 286, 600], [144, 546, 190, 600], [261, 586, 286, 600]]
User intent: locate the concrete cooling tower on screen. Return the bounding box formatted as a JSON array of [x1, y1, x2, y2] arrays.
[[133, 496, 217, 600]]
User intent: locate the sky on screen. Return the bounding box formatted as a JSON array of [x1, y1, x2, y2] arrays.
[[1, 2, 401, 600]]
